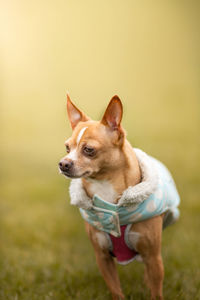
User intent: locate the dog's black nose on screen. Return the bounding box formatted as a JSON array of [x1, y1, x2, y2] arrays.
[[59, 159, 74, 172]]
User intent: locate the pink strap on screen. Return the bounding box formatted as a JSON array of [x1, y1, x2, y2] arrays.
[[109, 225, 138, 264]]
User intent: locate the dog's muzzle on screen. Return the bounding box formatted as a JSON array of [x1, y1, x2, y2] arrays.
[[59, 159, 74, 175]]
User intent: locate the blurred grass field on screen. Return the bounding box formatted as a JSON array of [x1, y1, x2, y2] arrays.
[[1, 1, 200, 299]]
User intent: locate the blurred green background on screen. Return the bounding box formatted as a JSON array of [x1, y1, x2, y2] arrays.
[[1, 1, 200, 299]]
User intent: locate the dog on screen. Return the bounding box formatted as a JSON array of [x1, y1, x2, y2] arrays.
[[59, 95, 180, 300]]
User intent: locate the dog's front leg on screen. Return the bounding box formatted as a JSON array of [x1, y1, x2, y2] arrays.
[[94, 247, 125, 300], [129, 215, 164, 300], [85, 223, 124, 300], [144, 254, 164, 300]]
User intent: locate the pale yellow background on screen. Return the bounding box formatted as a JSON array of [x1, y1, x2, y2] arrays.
[[1, 1, 199, 183]]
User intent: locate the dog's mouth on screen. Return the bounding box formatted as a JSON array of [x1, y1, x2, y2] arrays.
[[59, 169, 91, 179]]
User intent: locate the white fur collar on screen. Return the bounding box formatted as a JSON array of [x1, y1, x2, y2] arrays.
[[69, 148, 158, 209]]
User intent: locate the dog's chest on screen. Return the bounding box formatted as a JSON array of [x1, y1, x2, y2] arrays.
[[86, 179, 118, 204]]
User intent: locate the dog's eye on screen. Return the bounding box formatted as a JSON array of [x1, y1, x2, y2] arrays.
[[66, 145, 70, 153], [83, 146, 95, 157]]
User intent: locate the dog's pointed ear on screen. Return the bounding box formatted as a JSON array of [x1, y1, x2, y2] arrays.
[[67, 94, 90, 130], [101, 95, 123, 130]]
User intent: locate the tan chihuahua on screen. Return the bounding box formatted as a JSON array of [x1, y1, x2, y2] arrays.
[[59, 95, 180, 300]]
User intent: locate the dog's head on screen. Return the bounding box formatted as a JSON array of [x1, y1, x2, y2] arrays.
[[59, 95, 126, 179]]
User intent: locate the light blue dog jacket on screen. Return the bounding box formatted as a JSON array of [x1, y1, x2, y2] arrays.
[[69, 149, 180, 238]]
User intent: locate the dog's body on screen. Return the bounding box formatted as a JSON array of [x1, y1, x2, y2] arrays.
[[59, 95, 180, 300]]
